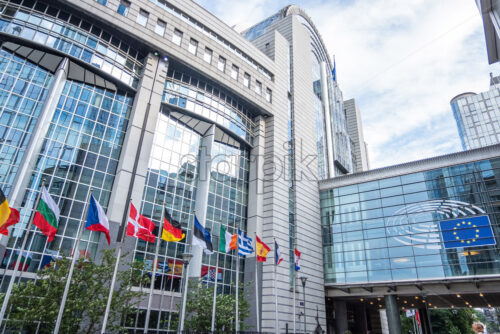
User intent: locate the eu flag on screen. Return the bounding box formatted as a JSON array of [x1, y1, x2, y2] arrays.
[[440, 216, 496, 249]]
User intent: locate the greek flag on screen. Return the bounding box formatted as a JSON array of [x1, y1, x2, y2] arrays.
[[238, 229, 253, 256]]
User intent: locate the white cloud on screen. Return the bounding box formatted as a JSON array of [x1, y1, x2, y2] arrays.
[[196, 0, 500, 168]]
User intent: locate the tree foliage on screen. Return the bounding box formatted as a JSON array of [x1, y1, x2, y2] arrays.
[[430, 308, 478, 334], [1, 250, 149, 333], [183, 282, 250, 332]]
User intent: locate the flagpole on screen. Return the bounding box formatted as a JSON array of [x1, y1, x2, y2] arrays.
[[101, 198, 132, 334], [178, 210, 194, 333], [210, 230, 220, 332], [54, 189, 93, 334], [274, 239, 279, 334], [0, 179, 45, 328], [293, 271, 296, 334], [144, 206, 164, 334], [254, 233, 260, 333], [235, 231, 239, 334]]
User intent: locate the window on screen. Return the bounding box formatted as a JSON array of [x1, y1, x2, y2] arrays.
[[203, 48, 212, 63], [243, 73, 250, 88], [136, 9, 149, 27], [217, 56, 226, 72], [188, 38, 198, 55], [172, 29, 183, 46], [96, 0, 107, 5], [155, 19, 166, 36], [266, 88, 272, 103], [255, 81, 262, 95], [231, 65, 239, 80], [116, 0, 130, 16]]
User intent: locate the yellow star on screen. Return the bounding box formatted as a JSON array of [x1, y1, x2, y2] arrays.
[[467, 241, 471, 244], [457, 223, 461, 227], [454, 227, 457, 230], [473, 225, 477, 228], [476, 230, 479, 233], [456, 237, 460, 240], [453, 232, 457, 235], [468, 222, 471, 225], [461, 240, 465, 243], [476, 235, 479, 238], [462, 222, 466, 225], [473, 239, 476, 242]]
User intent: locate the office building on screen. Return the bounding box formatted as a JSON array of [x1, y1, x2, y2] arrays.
[[476, 0, 500, 64], [344, 98, 369, 172], [450, 73, 500, 150], [0, 0, 356, 332], [319, 144, 500, 333]]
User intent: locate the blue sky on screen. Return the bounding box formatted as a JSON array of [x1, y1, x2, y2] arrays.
[[195, 0, 500, 168]]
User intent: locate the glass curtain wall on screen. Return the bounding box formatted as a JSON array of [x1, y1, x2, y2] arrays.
[[1, 79, 133, 280], [321, 158, 500, 284], [0, 48, 53, 195]]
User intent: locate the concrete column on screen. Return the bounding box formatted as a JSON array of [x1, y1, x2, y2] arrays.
[[188, 124, 215, 278], [334, 300, 348, 334], [385, 295, 402, 334], [105, 53, 167, 259], [0, 58, 68, 255]]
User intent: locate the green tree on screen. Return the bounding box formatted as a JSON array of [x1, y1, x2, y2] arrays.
[[1, 250, 149, 333], [182, 282, 250, 332], [430, 308, 477, 334]]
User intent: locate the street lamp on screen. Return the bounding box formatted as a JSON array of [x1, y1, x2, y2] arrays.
[[178, 252, 193, 333], [299, 276, 308, 334]]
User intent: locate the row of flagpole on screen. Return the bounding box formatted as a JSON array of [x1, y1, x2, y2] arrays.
[[0, 179, 301, 333]]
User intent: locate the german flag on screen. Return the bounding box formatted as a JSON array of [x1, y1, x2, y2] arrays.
[[161, 208, 185, 242], [0, 186, 12, 229]]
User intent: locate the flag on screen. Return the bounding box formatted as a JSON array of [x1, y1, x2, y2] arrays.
[[332, 56, 336, 82], [168, 258, 183, 276], [219, 225, 236, 252], [416, 310, 421, 326], [0, 186, 11, 230], [201, 265, 222, 282], [33, 187, 60, 242], [10, 251, 32, 271], [127, 203, 155, 243], [275, 240, 283, 266], [193, 216, 213, 254], [85, 194, 110, 245], [161, 208, 185, 242], [40, 249, 59, 269], [294, 248, 301, 271], [440, 216, 496, 249], [0, 208, 20, 236], [256, 236, 270, 262], [238, 229, 253, 256]]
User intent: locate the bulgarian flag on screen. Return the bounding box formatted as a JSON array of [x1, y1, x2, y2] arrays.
[[33, 187, 60, 242]]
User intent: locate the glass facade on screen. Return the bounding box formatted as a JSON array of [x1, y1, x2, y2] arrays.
[[451, 82, 500, 150], [321, 158, 500, 284], [2, 79, 133, 276], [0, 0, 145, 88], [163, 67, 255, 143], [0, 48, 53, 195]]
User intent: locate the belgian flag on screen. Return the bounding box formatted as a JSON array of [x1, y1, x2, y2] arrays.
[[161, 208, 185, 242], [0, 187, 12, 229], [0, 187, 19, 235]]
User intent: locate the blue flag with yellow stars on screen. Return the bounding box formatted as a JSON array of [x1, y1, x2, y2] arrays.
[[440, 216, 496, 249]]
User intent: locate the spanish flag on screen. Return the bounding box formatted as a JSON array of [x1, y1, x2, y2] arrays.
[[0, 186, 12, 230], [256, 236, 270, 262], [161, 208, 185, 242]]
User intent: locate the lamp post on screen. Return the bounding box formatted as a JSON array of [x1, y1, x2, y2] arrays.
[[299, 276, 308, 334], [178, 252, 193, 333]]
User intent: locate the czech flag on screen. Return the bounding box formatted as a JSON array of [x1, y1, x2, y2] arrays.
[[294, 248, 301, 271], [256, 236, 270, 262], [275, 240, 283, 266], [85, 194, 110, 245]]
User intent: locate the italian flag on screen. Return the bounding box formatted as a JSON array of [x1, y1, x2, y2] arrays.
[[33, 187, 60, 242]]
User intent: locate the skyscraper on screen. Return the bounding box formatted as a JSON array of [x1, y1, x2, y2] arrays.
[[0, 0, 355, 332], [450, 73, 500, 150], [344, 98, 369, 172], [476, 0, 500, 64]]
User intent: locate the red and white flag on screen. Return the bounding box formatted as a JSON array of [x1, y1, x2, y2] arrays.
[[127, 203, 156, 243]]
